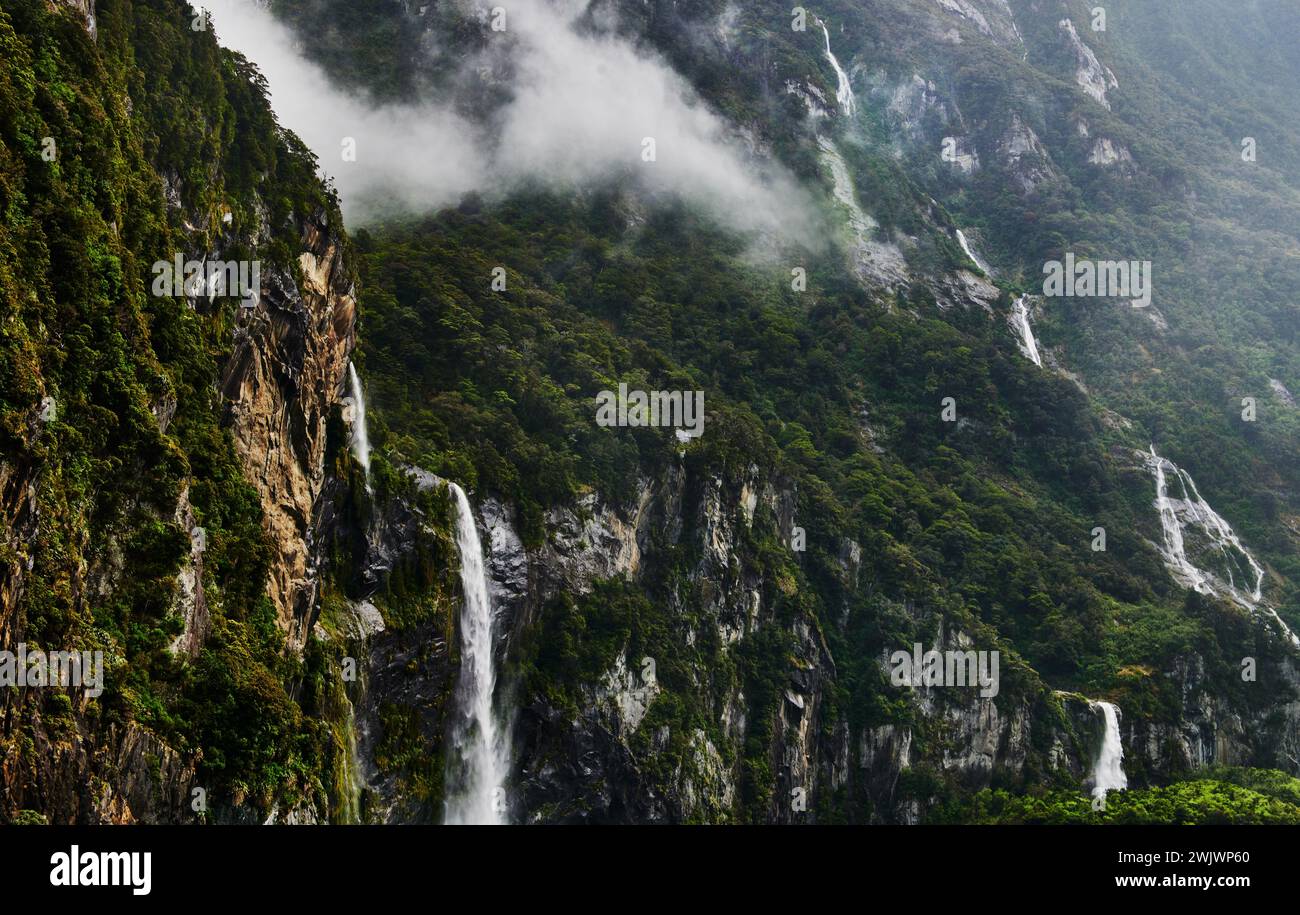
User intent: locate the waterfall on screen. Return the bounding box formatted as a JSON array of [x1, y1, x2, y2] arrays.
[[1147, 446, 1299, 647], [443, 483, 509, 825], [956, 229, 992, 275], [1009, 295, 1043, 367], [1089, 701, 1127, 802], [819, 21, 856, 117], [347, 362, 372, 493], [1149, 447, 1211, 594], [340, 692, 365, 823]]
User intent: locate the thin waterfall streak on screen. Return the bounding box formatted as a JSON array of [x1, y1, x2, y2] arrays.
[[1009, 296, 1043, 367], [956, 229, 992, 275], [819, 21, 856, 117], [347, 362, 372, 493]]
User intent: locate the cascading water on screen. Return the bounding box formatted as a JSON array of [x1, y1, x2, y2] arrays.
[[340, 693, 365, 823], [443, 483, 509, 825], [956, 229, 992, 275], [1150, 447, 1209, 594], [1147, 446, 1299, 647], [1088, 701, 1127, 802], [819, 21, 856, 117], [347, 362, 372, 493], [809, 23, 913, 289], [1009, 295, 1043, 367]]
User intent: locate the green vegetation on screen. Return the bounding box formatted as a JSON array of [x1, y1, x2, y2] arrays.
[[321, 0, 1300, 820], [0, 0, 346, 816], [5, 0, 1299, 823], [932, 768, 1300, 825]]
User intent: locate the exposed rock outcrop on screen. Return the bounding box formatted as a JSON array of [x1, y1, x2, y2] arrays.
[[222, 218, 357, 651], [1058, 18, 1118, 110], [1088, 137, 1133, 168], [1000, 112, 1057, 193], [58, 0, 97, 38]]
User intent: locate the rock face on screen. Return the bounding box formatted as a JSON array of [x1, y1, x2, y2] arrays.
[[168, 487, 211, 658], [0, 719, 199, 825], [315, 467, 461, 823], [488, 460, 1089, 823], [819, 137, 912, 292], [932, 0, 1027, 51], [1120, 653, 1300, 780], [221, 218, 357, 651], [1088, 137, 1133, 167], [0, 3, 358, 823], [0, 413, 42, 650], [457, 451, 1300, 822], [1058, 18, 1118, 110], [1000, 112, 1057, 193]]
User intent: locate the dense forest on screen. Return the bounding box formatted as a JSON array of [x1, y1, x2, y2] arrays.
[[2, 0, 1300, 827]]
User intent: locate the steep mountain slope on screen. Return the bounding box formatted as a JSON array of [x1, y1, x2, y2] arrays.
[[4, 0, 1300, 826], [0, 0, 355, 822], [240, 0, 1300, 821]]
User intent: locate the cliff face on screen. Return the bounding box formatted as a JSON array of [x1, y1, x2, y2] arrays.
[[393, 466, 1297, 823], [222, 218, 356, 651], [340, 459, 1103, 823], [305, 0, 1298, 818], [0, 0, 356, 822], [494, 464, 1058, 824], [9, 0, 1300, 826], [0, 413, 41, 651]]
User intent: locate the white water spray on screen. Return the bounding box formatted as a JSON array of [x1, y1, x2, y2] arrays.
[[1009, 295, 1043, 367], [444, 483, 509, 825], [819, 21, 856, 117], [1147, 446, 1299, 647], [347, 362, 372, 493], [1088, 700, 1127, 802]]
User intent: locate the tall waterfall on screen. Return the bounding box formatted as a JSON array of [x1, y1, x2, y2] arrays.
[[347, 362, 372, 493], [1009, 295, 1043, 367], [1089, 701, 1127, 802], [1147, 446, 1299, 646], [819, 21, 856, 117], [443, 483, 509, 825]]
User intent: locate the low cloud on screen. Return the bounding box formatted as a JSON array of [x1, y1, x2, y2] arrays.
[[204, 0, 485, 220], [203, 0, 816, 239]]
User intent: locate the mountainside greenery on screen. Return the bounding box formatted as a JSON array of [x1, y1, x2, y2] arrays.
[[0, 0, 346, 819], [3, 0, 1299, 824], [933, 767, 1300, 825], [302, 0, 1300, 820]]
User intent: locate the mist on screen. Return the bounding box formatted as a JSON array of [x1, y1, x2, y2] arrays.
[[203, 0, 485, 220], [203, 0, 818, 239]]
